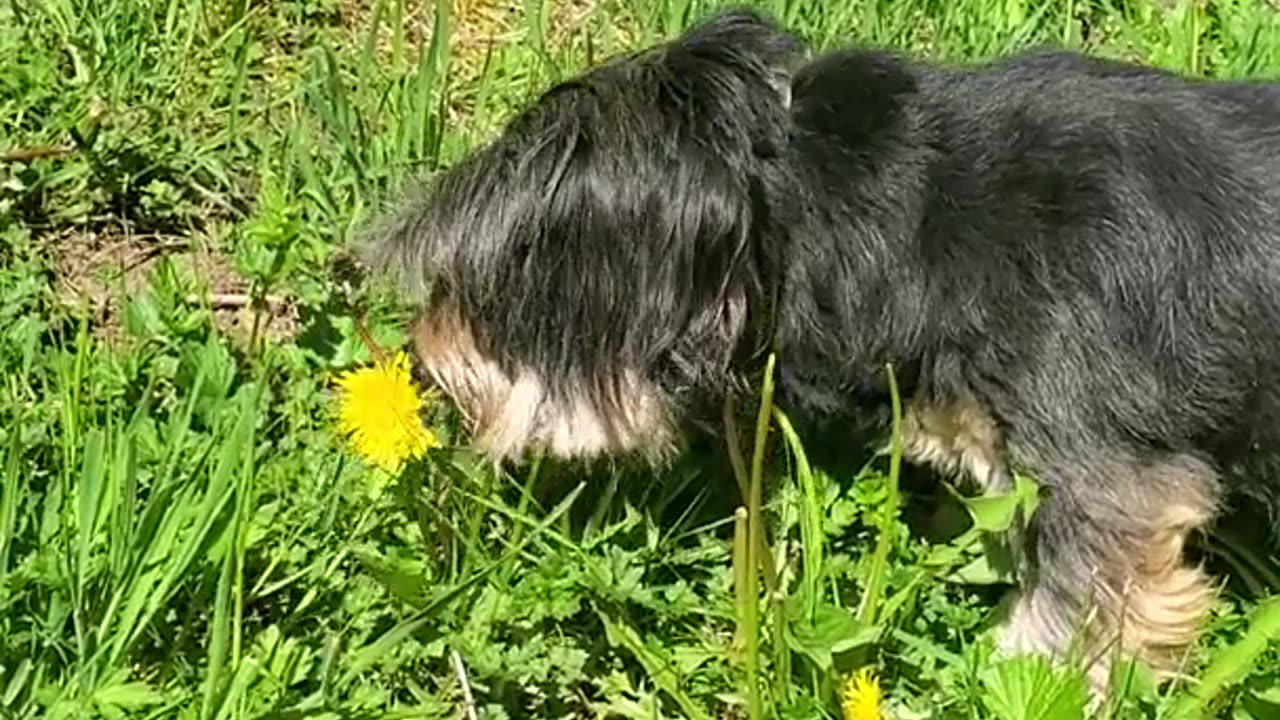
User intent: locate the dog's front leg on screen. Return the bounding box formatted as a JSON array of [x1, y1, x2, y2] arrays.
[[996, 450, 1220, 692]]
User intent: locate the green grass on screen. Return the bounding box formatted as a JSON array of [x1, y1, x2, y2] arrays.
[[3, 0, 1280, 718]]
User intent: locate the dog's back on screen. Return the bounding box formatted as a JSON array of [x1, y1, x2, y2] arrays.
[[987, 49, 1280, 156], [949, 50, 1280, 466], [787, 44, 1280, 500]]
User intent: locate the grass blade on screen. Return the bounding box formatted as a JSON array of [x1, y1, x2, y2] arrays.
[[1170, 596, 1280, 719], [773, 407, 824, 620], [856, 362, 904, 628]]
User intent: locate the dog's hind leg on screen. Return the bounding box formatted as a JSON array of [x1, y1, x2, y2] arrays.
[[996, 451, 1220, 690]]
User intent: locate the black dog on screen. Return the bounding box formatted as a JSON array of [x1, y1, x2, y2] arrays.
[[363, 8, 1280, 688]]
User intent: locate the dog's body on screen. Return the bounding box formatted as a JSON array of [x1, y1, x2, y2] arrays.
[[366, 9, 1280, 688]]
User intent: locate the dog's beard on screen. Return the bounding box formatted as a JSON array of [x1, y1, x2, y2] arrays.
[[410, 309, 679, 460]]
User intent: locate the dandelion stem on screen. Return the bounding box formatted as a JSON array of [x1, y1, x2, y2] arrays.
[[351, 310, 389, 364]]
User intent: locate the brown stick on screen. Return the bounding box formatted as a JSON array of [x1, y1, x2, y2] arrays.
[[0, 145, 74, 163]]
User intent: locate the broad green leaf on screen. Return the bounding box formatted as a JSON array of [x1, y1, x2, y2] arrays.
[[596, 610, 714, 720], [787, 601, 878, 673], [980, 654, 1089, 720]]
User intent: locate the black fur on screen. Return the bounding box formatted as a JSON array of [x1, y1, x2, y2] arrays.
[[366, 8, 1280, 686]]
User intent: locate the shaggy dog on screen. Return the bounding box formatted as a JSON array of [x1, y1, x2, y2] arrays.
[[362, 7, 1280, 689]]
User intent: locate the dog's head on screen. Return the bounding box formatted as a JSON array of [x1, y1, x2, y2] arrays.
[[364, 9, 805, 462]]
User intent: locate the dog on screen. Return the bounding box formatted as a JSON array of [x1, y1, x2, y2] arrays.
[[362, 7, 1280, 690]]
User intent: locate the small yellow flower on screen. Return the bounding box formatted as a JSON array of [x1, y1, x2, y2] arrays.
[[841, 668, 882, 720], [335, 351, 437, 472]]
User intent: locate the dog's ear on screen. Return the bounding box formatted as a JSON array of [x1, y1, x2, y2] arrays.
[[667, 7, 807, 108]]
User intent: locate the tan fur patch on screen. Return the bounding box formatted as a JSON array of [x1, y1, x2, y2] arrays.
[[1109, 497, 1217, 679], [410, 310, 678, 460], [902, 393, 1009, 492]]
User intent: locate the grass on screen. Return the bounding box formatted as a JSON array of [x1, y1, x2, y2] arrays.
[[2, 0, 1280, 717]]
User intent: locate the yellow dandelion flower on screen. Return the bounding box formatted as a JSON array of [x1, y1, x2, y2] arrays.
[[335, 351, 437, 472], [842, 668, 882, 720]]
